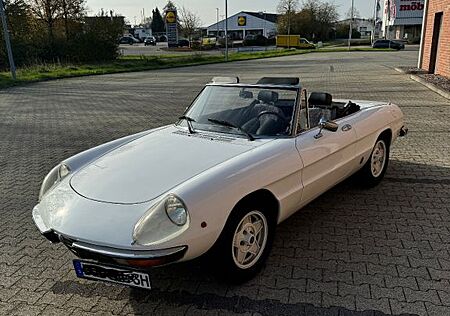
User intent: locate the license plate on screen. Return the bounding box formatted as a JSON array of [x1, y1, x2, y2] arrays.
[[73, 260, 151, 289]]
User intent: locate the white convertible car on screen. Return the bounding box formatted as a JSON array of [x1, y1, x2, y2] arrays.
[[33, 77, 407, 289]]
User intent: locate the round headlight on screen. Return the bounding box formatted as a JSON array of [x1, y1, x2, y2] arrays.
[[165, 194, 187, 226]]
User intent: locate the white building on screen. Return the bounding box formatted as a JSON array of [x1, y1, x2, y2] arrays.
[[207, 11, 278, 40], [381, 0, 424, 41], [133, 26, 152, 40], [340, 18, 376, 37]]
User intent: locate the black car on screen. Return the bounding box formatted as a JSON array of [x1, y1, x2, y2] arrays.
[[372, 39, 405, 50], [243, 34, 268, 46], [144, 36, 156, 46], [119, 36, 140, 45], [177, 39, 190, 47]]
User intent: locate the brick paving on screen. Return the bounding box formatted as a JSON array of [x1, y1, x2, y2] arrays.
[[0, 50, 449, 315]]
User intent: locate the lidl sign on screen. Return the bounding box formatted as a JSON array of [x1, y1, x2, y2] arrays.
[[237, 16, 246, 26], [165, 10, 178, 47], [166, 11, 177, 24]]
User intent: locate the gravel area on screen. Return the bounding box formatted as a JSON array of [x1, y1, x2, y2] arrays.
[[396, 66, 426, 74], [420, 74, 450, 93]]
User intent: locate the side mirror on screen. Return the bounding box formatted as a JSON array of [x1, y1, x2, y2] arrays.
[[314, 118, 338, 139]]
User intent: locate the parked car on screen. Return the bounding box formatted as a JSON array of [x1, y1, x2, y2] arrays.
[[144, 36, 156, 46], [372, 39, 405, 50], [177, 39, 190, 47], [156, 34, 167, 42], [243, 34, 268, 46], [217, 35, 233, 48], [201, 36, 217, 50], [33, 76, 407, 289], [119, 36, 140, 45]]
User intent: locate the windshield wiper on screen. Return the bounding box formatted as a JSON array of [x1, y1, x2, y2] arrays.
[[207, 118, 255, 141], [179, 115, 196, 134]]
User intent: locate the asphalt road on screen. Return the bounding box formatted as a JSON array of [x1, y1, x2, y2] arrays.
[[119, 43, 420, 56], [0, 50, 449, 316]]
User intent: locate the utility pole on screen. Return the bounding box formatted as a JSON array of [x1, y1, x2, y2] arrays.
[[348, 0, 354, 51], [372, 0, 377, 45], [0, 0, 16, 80], [387, 0, 391, 48], [225, 0, 228, 61], [287, 5, 291, 49], [216, 8, 219, 37]]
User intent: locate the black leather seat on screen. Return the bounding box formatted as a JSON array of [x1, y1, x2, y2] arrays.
[[242, 90, 288, 136]]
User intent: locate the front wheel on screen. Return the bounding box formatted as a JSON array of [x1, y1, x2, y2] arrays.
[[212, 204, 275, 284], [358, 137, 390, 187]]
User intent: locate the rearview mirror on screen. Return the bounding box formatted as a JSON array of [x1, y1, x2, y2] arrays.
[[314, 118, 338, 139]]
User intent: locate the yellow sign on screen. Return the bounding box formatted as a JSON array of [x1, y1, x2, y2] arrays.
[[166, 11, 176, 23], [237, 16, 246, 26]]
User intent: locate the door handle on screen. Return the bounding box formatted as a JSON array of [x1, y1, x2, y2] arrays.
[[341, 124, 352, 132]]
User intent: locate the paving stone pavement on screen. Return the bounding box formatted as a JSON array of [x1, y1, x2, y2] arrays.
[[0, 50, 449, 316]]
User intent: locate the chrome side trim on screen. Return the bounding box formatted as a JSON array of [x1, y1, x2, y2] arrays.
[[70, 241, 187, 259]]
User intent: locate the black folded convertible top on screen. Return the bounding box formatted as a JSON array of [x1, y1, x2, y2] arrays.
[[256, 77, 300, 86]]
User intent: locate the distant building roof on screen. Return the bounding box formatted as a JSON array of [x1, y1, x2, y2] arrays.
[[242, 11, 278, 23]]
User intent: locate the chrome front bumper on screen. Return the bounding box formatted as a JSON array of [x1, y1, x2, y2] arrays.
[[40, 229, 187, 268]]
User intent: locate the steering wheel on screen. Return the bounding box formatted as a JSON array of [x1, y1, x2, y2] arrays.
[[257, 111, 289, 126]]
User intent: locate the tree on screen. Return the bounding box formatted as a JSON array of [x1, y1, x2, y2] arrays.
[[346, 6, 361, 20], [0, 0, 36, 69], [179, 6, 201, 42], [60, 0, 86, 38], [27, 0, 60, 43], [282, 0, 339, 41], [336, 23, 360, 39], [163, 0, 176, 12], [151, 7, 165, 33], [277, 0, 299, 35]]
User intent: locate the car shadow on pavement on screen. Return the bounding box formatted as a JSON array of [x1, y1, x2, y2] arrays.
[[49, 160, 449, 315]]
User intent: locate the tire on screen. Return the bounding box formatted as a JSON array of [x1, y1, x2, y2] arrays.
[[211, 202, 276, 284], [358, 137, 390, 188]]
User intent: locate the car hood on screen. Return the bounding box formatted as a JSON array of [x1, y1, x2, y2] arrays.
[[70, 126, 261, 204]]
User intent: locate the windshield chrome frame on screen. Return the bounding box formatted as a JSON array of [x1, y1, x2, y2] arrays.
[[176, 83, 301, 139]]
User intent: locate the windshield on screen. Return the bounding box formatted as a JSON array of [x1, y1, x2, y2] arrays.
[[179, 85, 298, 138]]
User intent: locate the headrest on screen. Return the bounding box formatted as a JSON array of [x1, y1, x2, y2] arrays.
[[309, 92, 332, 106], [258, 90, 279, 104]]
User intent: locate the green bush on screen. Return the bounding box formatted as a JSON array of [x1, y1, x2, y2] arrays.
[[0, 2, 123, 70]]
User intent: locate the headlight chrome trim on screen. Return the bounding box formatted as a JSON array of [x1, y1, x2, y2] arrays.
[[164, 194, 188, 226], [38, 163, 71, 201], [132, 194, 190, 246]]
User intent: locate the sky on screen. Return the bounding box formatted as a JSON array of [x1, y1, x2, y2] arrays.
[[86, 0, 377, 26]]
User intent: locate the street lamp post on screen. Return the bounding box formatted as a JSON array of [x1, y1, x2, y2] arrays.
[[348, 0, 354, 51], [216, 8, 219, 37], [0, 0, 16, 80], [225, 0, 228, 61]]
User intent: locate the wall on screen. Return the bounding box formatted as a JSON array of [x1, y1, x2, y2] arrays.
[[421, 0, 450, 77]]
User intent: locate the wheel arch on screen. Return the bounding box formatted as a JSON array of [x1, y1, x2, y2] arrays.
[[378, 128, 393, 146], [231, 189, 280, 224]]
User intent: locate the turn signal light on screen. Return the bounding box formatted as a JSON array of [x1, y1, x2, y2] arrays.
[[125, 258, 167, 268]]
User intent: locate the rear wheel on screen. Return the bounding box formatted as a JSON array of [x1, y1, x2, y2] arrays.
[[212, 204, 275, 284], [358, 137, 390, 187]]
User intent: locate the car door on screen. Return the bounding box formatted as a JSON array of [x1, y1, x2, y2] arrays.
[[294, 92, 358, 205]]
